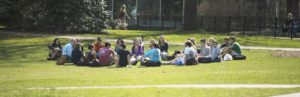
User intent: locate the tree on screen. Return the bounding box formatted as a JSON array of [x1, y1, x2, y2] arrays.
[[0, 0, 109, 33], [183, 0, 197, 30]]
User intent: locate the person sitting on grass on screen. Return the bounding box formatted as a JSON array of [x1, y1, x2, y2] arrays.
[[210, 39, 221, 62], [94, 37, 104, 57], [71, 43, 85, 65], [98, 42, 117, 66], [115, 39, 125, 53], [130, 38, 144, 65], [183, 41, 198, 65], [227, 36, 242, 56], [47, 38, 62, 60], [220, 37, 229, 49], [61, 39, 77, 62], [159, 35, 169, 60], [197, 38, 211, 63], [117, 44, 131, 67], [84, 44, 99, 66], [141, 43, 161, 67]]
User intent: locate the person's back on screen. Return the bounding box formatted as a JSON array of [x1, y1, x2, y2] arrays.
[[99, 47, 113, 65], [145, 48, 161, 62], [118, 48, 130, 67], [62, 43, 72, 56], [71, 44, 84, 65]]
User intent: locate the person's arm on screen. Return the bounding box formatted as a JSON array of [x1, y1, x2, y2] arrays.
[[124, 10, 131, 19], [165, 43, 169, 53], [116, 55, 120, 67], [127, 54, 131, 65], [48, 44, 54, 50]]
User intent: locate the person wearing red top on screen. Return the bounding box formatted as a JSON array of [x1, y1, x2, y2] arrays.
[[94, 37, 104, 53], [98, 42, 117, 66]]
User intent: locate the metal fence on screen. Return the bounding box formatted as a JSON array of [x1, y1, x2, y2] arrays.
[[127, 15, 295, 39]]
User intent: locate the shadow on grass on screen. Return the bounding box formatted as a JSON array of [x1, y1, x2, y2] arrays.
[[0, 45, 48, 68]]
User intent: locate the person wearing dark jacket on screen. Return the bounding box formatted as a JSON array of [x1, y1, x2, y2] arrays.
[[47, 38, 62, 60], [72, 43, 85, 65]]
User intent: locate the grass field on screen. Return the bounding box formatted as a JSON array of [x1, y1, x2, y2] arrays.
[[0, 32, 300, 97], [72, 30, 300, 48]]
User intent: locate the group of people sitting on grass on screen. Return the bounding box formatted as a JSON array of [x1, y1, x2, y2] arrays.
[[47, 35, 246, 67]]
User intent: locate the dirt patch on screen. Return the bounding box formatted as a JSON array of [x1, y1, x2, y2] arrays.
[[272, 50, 300, 58]]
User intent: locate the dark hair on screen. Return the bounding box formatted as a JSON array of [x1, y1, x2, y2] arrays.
[[88, 44, 94, 50], [116, 39, 124, 44], [229, 36, 236, 41], [121, 44, 126, 49], [185, 41, 192, 47], [97, 37, 102, 41], [105, 42, 111, 47], [152, 43, 159, 48], [52, 38, 61, 46], [200, 38, 206, 43]]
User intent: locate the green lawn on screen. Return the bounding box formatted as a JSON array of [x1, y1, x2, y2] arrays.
[[74, 30, 300, 48], [0, 33, 300, 97]]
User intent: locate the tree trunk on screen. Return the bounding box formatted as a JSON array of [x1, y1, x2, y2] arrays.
[[183, 0, 197, 30], [286, 0, 299, 19]]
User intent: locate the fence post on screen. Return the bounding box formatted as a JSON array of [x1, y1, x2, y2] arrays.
[[161, 15, 164, 30], [200, 16, 203, 29], [242, 16, 246, 36], [258, 17, 261, 35], [174, 16, 177, 29], [149, 15, 152, 30], [214, 16, 217, 32], [228, 16, 231, 34], [274, 16, 277, 38], [136, 14, 140, 30]]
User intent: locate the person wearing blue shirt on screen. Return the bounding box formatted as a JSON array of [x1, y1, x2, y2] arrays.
[[62, 39, 77, 61], [141, 43, 161, 67]]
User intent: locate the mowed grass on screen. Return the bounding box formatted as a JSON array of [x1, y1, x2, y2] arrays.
[[75, 30, 300, 48], [0, 33, 300, 97]]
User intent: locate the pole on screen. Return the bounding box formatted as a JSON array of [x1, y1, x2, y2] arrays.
[[160, 0, 162, 26], [275, 0, 279, 38], [111, 0, 114, 20], [182, 0, 185, 24]]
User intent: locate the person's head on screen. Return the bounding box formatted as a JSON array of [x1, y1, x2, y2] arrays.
[[116, 39, 124, 46], [74, 43, 82, 50], [97, 37, 102, 43], [121, 4, 126, 9], [208, 38, 216, 46], [152, 43, 160, 49], [159, 35, 166, 45], [150, 39, 156, 45], [88, 44, 95, 51], [223, 37, 229, 44], [71, 39, 77, 46], [137, 37, 143, 45], [188, 38, 196, 45], [229, 36, 236, 44], [53, 38, 60, 45], [133, 38, 140, 46], [185, 41, 193, 47], [200, 38, 206, 46], [288, 13, 293, 20], [212, 41, 218, 47], [105, 42, 111, 48], [121, 44, 126, 49]]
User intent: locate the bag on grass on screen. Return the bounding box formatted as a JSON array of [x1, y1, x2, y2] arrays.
[[233, 55, 246, 60]]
